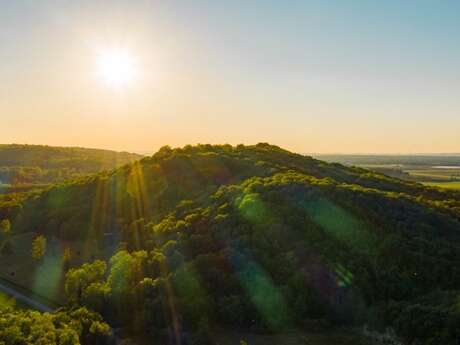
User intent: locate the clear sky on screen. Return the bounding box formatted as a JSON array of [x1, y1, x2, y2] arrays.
[[1, 0, 459, 153]]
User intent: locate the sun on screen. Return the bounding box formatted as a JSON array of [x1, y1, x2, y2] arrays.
[[96, 49, 139, 88]]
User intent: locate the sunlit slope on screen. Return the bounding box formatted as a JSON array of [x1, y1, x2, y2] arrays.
[[144, 172, 460, 330], [0, 144, 142, 187], [0, 144, 141, 168], [2, 144, 460, 343], [4, 143, 460, 239]]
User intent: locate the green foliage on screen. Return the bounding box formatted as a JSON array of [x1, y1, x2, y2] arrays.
[[0, 219, 12, 255], [0, 219, 11, 235], [31, 235, 47, 260], [384, 291, 460, 344], [0, 144, 141, 197], [63, 247, 72, 268], [3, 143, 460, 344], [0, 306, 111, 345], [65, 260, 107, 305]]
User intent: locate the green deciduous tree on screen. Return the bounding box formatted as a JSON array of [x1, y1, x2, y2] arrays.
[[65, 260, 107, 305], [0, 219, 11, 236], [0, 306, 111, 345], [31, 235, 46, 260], [63, 247, 72, 270]]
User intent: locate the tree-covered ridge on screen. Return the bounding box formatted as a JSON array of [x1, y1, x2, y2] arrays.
[[3, 143, 459, 236], [0, 144, 141, 169], [1, 143, 460, 344], [61, 170, 460, 343], [0, 144, 142, 187]]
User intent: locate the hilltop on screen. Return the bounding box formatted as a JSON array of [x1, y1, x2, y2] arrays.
[[1, 143, 460, 344]]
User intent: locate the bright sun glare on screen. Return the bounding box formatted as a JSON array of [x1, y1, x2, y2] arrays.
[[97, 50, 139, 88]]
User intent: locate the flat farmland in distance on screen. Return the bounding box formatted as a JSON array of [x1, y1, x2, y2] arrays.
[[423, 181, 460, 190], [405, 168, 460, 181], [316, 154, 460, 189]]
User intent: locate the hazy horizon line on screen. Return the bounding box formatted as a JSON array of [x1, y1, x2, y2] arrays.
[[2, 142, 460, 157]]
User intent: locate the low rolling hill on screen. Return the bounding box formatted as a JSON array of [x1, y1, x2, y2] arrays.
[[1, 143, 460, 344], [0, 144, 142, 194]]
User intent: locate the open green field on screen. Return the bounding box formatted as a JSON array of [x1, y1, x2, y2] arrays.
[[422, 181, 460, 190], [0, 291, 16, 309], [404, 168, 460, 181], [357, 164, 460, 186]]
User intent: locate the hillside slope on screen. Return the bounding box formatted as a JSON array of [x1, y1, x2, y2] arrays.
[[1, 143, 460, 344], [0, 144, 142, 195], [4, 143, 459, 234]]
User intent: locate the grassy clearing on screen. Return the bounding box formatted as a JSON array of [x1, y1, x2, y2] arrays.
[[0, 291, 16, 309], [422, 181, 460, 190]]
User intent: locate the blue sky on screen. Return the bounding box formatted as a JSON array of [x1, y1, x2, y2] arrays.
[[1, 1, 459, 153]]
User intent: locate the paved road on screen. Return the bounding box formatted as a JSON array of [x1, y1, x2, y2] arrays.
[[0, 281, 53, 312]]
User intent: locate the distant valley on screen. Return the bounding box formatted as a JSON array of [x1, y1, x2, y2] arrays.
[[0, 144, 142, 195], [316, 154, 460, 190]]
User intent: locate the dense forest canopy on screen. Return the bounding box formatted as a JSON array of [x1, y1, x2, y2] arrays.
[[1, 144, 460, 344], [0, 306, 112, 345]]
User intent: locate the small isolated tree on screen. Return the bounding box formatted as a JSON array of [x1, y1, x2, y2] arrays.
[[63, 247, 72, 270], [0, 219, 12, 255], [0, 219, 11, 236], [32, 235, 47, 260]]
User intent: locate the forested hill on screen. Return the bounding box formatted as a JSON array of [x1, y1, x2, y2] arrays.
[[5, 143, 459, 231], [0, 144, 142, 188], [2, 143, 460, 344]]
